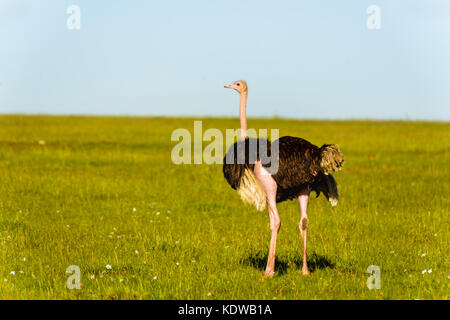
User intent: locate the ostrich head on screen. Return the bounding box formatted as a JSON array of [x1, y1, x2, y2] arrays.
[[224, 80, 248, 94]]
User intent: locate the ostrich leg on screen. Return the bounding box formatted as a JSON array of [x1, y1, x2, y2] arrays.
[[298, 192, 310, 275], [254, 162, 280, 278]]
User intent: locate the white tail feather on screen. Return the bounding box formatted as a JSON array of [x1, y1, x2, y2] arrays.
[[237, 168, 266, 211], [329, 197, 338, 207]]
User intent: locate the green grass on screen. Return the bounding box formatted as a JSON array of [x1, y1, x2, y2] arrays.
[[0, 115, 448, 299]]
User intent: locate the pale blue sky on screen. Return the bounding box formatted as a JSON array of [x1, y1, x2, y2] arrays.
[[0, 0, 449, 120]]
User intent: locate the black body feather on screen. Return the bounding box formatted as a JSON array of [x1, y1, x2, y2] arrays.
[[223, 136, 343, 205], [223, 137, 270, 190]]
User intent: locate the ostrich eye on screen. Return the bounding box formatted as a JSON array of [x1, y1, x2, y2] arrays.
[[237, 83, 240, 86]]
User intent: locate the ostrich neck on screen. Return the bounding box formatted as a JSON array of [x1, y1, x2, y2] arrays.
[[239, 92, 248, 140]]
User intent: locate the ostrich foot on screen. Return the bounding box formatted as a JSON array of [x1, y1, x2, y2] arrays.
[[263, 270, 275, 278], [302, 268, 310, 276]]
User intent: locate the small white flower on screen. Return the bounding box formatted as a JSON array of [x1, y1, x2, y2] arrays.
[[90, 274, 95, 279], [421, 253, 426, 257], [120, 278, 124, 283], [176, 262, 179, 266], [403, 269, 407, 273], [207, 292, 212, 296], [133, 208, 136, 212], [156, 212, 160, 215], [153, 276, 157, 280], [105, 264, 112, 270], [421, 269, 427, 274], [135, 250, 139, 254], [4, 278, 8, 282], [23, 257, 26, 261], [428, 269, 432, 274], [10, 271, 15, 275]]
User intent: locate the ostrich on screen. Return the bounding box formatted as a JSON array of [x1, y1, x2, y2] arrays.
[[223, 80, 344, 277]]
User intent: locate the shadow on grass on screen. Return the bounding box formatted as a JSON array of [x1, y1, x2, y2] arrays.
[[241, 252, 335, 275]]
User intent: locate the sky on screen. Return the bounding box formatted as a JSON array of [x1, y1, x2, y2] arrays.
[[0, 0, 449, 120]]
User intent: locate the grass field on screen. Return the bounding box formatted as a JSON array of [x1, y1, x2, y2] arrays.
[[0, 115, 448, 299]]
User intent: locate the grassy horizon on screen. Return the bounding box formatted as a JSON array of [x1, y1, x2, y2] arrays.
[[0, 115, 448, 299], [2, 113, 450, 123]]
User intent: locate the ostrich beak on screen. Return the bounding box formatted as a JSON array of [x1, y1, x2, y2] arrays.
[[224, 84, 234, 89]]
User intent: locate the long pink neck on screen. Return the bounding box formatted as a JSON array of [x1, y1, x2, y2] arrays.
[[239, 92, 248, 140]]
